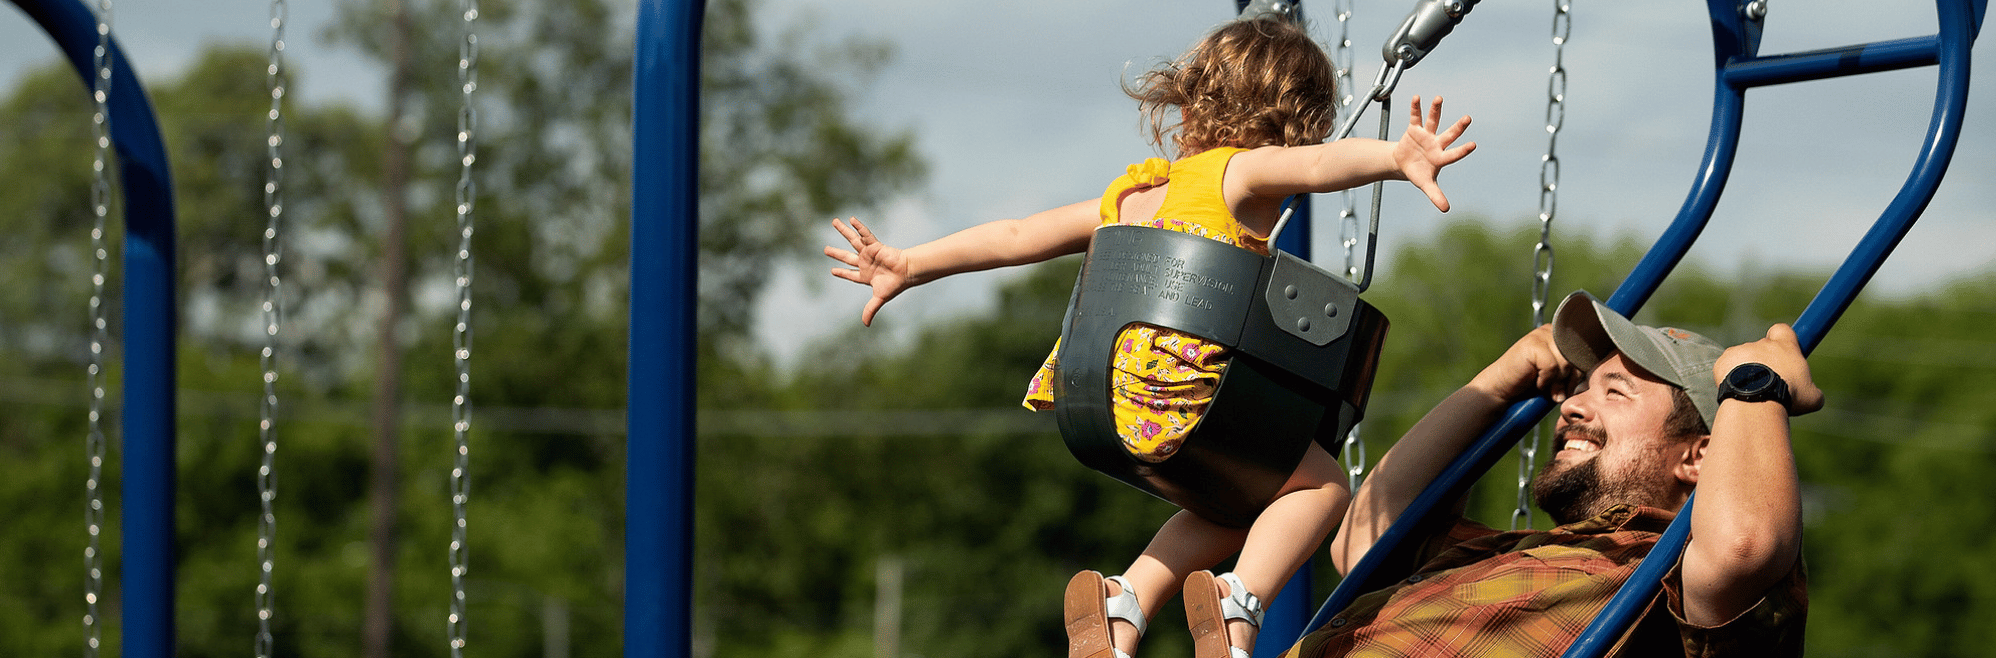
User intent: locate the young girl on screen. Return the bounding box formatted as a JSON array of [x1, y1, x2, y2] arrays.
[[824, 18, 1473, 658]]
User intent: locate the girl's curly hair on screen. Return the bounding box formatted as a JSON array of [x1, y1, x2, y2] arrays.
[[1125, 18, 1339, 157]]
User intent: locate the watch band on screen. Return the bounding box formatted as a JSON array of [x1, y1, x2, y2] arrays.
[[1717, 362, 1791, 408]]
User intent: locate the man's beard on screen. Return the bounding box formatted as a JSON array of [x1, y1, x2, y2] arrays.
[[1531, 424, 1680, 526]]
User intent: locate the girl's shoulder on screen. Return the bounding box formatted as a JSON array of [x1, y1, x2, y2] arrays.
[[1165, 146, 1250, 182], [1172, 146, 1250, 166]]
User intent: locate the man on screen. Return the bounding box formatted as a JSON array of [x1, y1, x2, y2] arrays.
[[1285, 291, 1820, 657]]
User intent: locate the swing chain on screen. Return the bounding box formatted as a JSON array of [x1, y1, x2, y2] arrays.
[[1515, 0, 1571, 532], [448, 0, 479, 652], [83, 1, 114, 655], [256, 0, 287, 652], [1331, 0, 1367, 488], [1333, 0, 1359, 281]]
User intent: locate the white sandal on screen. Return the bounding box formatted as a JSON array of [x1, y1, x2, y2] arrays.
[[1064, 571, 1147, 658], [1185, 571, 1262, 658]]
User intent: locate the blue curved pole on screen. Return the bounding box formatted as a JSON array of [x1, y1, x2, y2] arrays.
[[1304, 398, 1552, 632], [1311, 0, 1755, 625], [10, 0, 179, 655], [1564, 1, 1978, 655], [1601, 2, 1755, 314], [629, 0, 703, 656], [1787, 4, 1978, 351], [1354, 28, 1764, 625], [1309, 0, 1980, 649]]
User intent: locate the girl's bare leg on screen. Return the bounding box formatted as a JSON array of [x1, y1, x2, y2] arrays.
[[1109, 509, 1250, 654], [1212, 444, 1351, 654]]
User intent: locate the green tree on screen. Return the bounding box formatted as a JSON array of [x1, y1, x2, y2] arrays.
[[1787, 273, 1996, 657], [699, 257, 1204, 658], [0, 68, 107, 642], [0, 0, 920, 655], [750, 216, 1996, 658], [5, 5, 1991, 657]]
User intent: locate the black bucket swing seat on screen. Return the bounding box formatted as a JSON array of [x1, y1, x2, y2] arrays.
[[1052, 224, 1389, 528]]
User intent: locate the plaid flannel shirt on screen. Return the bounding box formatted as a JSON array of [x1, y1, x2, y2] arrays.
[[1283, 504, 1807, 658]]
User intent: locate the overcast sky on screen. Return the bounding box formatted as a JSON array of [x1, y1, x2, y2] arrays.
[[5, 0, 1991, 365]]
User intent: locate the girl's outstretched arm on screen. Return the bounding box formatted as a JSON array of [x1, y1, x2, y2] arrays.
[[824, 198, 1100, 326], [1225, 95, 1475, 211]]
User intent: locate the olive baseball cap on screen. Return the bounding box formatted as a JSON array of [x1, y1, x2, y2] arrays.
[[1550, 291, 1724, 427]]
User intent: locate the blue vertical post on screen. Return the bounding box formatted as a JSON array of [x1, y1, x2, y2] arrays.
[[12, 0, 179, 655], [1244, 0, 1318, 646], [1233, 5, 1319, 654], [1257, 195, 1314, 658], [1272, 196, 1313, 258], [119, 142, 177, 658], [629, 0, 702, 657]]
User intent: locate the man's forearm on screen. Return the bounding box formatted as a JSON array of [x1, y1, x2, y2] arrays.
[[1331, 326, 1569, 573], [1681, 399, 1802, 625], [1683, 327, 1817, 625], [1330, 384, 1511, 573]]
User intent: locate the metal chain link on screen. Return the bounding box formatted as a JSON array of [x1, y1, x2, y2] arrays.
[[1331, 0, 1366, 491], [1514, 0, 1571, 531], [1333, 0, 1360, 282], [448, 0, 479, 653], [256, 0, 287, 653], [83, 2, 114, 655]]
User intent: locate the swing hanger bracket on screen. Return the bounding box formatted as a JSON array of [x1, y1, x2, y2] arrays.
[[1330, 0, 1481, 142], [1237, 0, 1300, 22], [1381, 0, 1481, 69], [1330, 57, 1405, 142]]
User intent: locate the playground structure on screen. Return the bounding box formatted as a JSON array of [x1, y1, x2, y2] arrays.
[[7, 0, 1985, 656]]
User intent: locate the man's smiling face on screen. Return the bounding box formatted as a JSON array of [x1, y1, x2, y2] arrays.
[[1532, 352, 1699, 524]]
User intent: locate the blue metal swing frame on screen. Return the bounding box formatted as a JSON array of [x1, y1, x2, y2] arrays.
[[11, 0, 178, 655], [1302, 2, 1987, 656], [14, 0, 1976, 654]]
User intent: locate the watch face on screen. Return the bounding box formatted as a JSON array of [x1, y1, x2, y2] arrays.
[[1728, 364, 1774, 394]]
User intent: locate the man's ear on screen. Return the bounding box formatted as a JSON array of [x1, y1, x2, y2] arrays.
[[1676, 435, 1709, 485]]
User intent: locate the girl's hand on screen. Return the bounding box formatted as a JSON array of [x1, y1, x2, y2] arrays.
[[825, 217, 910, 326], [1392, 96, 1477, 212]]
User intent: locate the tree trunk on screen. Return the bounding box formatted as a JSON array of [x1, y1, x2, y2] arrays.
[[365, 0, 416, 655]]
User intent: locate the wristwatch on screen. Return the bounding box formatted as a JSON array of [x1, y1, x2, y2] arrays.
[[1717, 362, 1791, 409]]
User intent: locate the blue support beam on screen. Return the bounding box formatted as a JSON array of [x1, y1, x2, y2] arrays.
[[10, 0, 179, 655], [1572, 2, 1980, 654], [1566, 3, 1979, 653], [1258, 198, 1313, 658], [629, 0, 704, 656], [1306, 1, 1981, 654], [1723, 35, 1945, 88], [1231, 5, 1318, 654]]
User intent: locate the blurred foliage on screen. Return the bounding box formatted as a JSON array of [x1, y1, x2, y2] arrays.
[[1, 2, 1992, 658], [752, 218, 1996, 658], [2, 0, 915, 654]]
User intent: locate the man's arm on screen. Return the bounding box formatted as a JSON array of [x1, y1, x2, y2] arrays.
[[1681, 323, 1823, 625], [1329, 325, 1571, 573]]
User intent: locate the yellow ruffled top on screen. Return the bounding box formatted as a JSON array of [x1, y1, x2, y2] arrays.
[[1022, 147, 1267, 462]]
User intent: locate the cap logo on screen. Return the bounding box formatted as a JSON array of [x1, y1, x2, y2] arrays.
[[1661, 328, 1695, 342]]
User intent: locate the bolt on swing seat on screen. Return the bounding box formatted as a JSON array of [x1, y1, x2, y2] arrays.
[[1052, 224, 1388, 528]]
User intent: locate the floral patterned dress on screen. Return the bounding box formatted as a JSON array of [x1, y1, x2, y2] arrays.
[[1022, 147, 1269, 462]]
